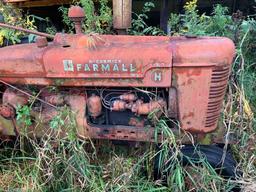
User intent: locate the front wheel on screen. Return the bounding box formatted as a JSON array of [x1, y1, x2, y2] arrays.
[[154, 145, 240, 191], [180, 145, 237, 177]]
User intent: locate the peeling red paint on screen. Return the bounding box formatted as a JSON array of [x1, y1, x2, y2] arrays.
[[0, 13, 235, 140]]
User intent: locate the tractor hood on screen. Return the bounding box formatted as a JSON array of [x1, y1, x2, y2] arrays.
[[0, 34, 173, 87]]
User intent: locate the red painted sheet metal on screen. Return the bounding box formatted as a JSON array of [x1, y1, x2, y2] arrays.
[[171, 37, 235, 67], [0, 33, 236, 135], [43, 34, 172, 88], [0, 44, 45, 77], [43, 37, 172, 79], [0, 34, 173, 87]]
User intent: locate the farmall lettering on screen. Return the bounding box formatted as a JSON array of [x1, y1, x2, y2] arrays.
[[63, 59, 137, 73]]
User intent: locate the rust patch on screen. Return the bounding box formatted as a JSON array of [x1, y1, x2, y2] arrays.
[[128, 117, 144, 128], [182, 112, 194, 120], [187, 78, 194, 85], [175, 68, 202, 77]]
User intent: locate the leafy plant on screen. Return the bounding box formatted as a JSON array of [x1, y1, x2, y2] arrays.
[[58, 6, 74, 33], [59, 0, 112, 34], [50, 106, 77, 141], [16, 105, 32, 127], [129, 2, 164, 35], [0, 2, 36, 46], [30, 15, 57, 35], [81, 0, 112, 33], [169, 0, 233, 36]]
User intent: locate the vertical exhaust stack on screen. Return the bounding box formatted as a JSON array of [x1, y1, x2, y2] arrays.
[[112, 0, 132, 34]]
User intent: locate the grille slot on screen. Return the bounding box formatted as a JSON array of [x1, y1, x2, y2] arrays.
[[205, 66, 230, 128]]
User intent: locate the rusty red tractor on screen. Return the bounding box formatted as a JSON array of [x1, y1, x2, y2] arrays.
[[0, 6, 237, 177]]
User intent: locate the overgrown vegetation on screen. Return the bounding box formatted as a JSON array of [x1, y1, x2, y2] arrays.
[[59, 0, 164, 35], [0, 0, 255, 191], [0, 2, 36, 46], [59, 0, 112, 34], [128, 2, 164, 35]]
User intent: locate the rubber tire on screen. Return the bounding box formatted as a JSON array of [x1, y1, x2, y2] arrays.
[[154, 144, 238, 179], [180, 145, 237, 178]]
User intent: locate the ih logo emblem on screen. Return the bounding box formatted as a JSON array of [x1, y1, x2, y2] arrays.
[[152, 70, 163, 82]]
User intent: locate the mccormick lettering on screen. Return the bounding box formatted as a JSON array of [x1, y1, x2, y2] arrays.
[[63, 60, 137, 73]]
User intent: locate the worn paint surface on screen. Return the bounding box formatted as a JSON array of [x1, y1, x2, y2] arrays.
[[0, 23, 235, 141], [0, 34, 173, 87]]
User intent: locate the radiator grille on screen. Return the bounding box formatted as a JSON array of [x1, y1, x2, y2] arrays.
[[205, 66, 230, 128]]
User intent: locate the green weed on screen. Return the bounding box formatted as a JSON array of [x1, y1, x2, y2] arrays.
[[128, 2, 164, 36], [0, 2, 36, 45]]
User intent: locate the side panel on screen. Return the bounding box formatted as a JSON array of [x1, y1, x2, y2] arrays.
[[172, 37, 235, 133], [42, 41, 172, 87], [0, 44, 45, 77], [173, 67, 213, 133]]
